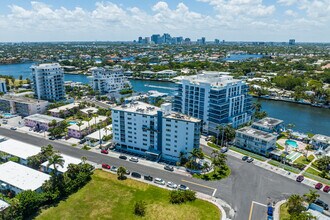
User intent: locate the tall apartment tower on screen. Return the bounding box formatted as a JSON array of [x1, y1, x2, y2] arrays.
[[112, 102, 201, 162], [173, 72, 252, 134], [31, 63, 65, 101]]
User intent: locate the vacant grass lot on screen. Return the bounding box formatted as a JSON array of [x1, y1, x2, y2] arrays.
[[37, 170, 220, 220], [280, 203, 290, 220]]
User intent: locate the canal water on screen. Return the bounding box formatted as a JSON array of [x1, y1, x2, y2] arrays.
[[0, 63, 329, 135]]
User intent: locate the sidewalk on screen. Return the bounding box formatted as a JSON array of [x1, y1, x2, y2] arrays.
[[273, 200, 286, 220]]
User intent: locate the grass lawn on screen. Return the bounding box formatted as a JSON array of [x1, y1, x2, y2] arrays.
[[193, 166, 231, 181], [37, 170, 221, 220], [276, 143, 284, 150], [294, 155, 315, 165], [207, 142, 220, 150], [279, 203, 290, 220], [229, 146, 267, 161], [267, 160, 300, 174], [305, 167, 321, 176]]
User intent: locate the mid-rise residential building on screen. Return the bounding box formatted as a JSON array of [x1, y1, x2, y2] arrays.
[[234, 126, 277, 156], [0, 80, 7, 93], [31, 63, 65, 101], [0, 96, 48, 116], [251, 117, 284, 134], [24, 114, 64, 131], [173, 72, 252, 134], [89, 66, 131, 94], [310, 134, 330, 151], [0, 161, 50, 194], [112, 102, 201, 162]]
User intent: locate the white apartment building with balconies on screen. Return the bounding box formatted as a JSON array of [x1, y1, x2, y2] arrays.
[[31, 63, 65, 101], [111, 102, 201, 162], [89, 65, 131, 94], [173, 72, 252, 134]]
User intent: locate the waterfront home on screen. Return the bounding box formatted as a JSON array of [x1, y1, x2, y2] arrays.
[[252, 117, 284, 134], [24, 114, 64, 131], [67, 115, 107, 139], [48, 102, 80, 118], [234, 126, 277, 156], [310, 134, 330, 151], [0, 139, 41, 165], [0, 161, 50, 194]]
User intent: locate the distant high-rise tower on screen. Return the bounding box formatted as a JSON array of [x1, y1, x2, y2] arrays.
[[214, 39, 220, 44], [31, 63, 65, 101], [289, 39, 295, 45], [151, 34, 160, 44], [138, 37, 143, 44]]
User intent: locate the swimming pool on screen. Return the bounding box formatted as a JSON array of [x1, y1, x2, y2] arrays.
[[68, 121, 77, 125], [285, 139, 298, 148], [3, 113, 13, 118]]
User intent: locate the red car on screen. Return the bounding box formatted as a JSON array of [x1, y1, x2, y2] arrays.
[[101, 149, 108, 154], [102, 163, 110, 169], [296, 175, 304, 182], [323, 185, 330, 193], [315, 183, 323, 190]]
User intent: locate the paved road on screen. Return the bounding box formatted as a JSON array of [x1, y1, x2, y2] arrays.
[[1, 128, 329, 220]]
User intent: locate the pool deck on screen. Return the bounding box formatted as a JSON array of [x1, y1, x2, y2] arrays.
[[277, 138, 307, 154]]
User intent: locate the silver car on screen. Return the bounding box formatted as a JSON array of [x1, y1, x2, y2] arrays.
[[166, 182, 178, 189]]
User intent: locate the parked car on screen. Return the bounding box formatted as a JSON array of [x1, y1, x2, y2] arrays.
[[10, 127, 17, 130], [102, 163, 110, 169], [131, 172, 141, 178], [101, 149, 109, 154], [220, 147, 228, 153], [129, 157, 139, 162], [267, 206, 273, 216], [110, 166, 118, 172], [296, 175, 304, 182], [205, 136, 213, 141], [154, 178, 166, 185], [314, 199, 329, 210], [323, 185, 330, 193], [144, 175, 153, 181], [178, 184, 189, 191], [164, 165, 174, 172], [247, 158, 254, 163], [315, 183, 323, 190], [49, 137, 56, 140], [125, 169, 131, 175], [119, 155, 127, 160], [242, 156, 249, 161], [79, 139, 86, 144], [166, 182, 178, 189]]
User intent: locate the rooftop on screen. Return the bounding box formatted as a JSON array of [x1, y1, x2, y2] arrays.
[[86, 125, 112, 140], [31, 63, 61, 69], [24, 114, 64, 124], [80, 107, 98, 115], [163, 112, 200, 123], [48, 103, 80, 113], [0, 161, 50, 191], [0, 95, 49, 104], [0, 199, 10, 212], [176, 73, 242, 87], [237, 126, 277, 141], [41, 154, 82, 173], [312, 134, 330, 144], [0, 139, 41, 159], [252, 117, 283, 128], [112, 101, 160, 115]]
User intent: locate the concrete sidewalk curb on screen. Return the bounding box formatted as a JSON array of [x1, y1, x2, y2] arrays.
[[273, 199, 286, 220]]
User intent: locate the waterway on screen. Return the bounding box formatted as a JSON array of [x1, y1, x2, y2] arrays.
[[0, 63, 329, 135]]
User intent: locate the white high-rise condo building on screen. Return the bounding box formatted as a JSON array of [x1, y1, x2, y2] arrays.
[[31, 63, 65, 101], [89, 65, 131, 94], [173, 72, 252, 134], [112, 102, 201, 162]]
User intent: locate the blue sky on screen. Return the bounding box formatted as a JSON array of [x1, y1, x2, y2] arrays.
[[0, 0, 329, 42]]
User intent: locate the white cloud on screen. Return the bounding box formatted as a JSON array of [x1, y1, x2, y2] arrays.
[[277, 0, 297, 6], [285, 9, 297, 17]]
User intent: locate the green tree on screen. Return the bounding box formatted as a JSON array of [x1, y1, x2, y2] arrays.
[[117, 166, 127, 180], [134, 200, 146, 216], [303, 189, 319, 204], [315, 156, 330, 171], [16, 190, 45, 218], [47, 153, 65, 175], [286, 194, 305, 215]]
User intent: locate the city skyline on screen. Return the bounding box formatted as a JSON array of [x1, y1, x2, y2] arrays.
[[0, 0, 329, 42]]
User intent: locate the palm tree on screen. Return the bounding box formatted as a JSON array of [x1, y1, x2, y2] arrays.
[[189, 148, 204, 163], [81, 156, 87, 164], [303, 189, 319, 204], [41, 144, 55, 159], [117, 166, 127, 180], [47, 153, 65, 175], [77, 120, 84, 138], [286, 194, 305, 215]]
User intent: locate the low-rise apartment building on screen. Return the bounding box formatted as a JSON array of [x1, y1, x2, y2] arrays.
[[112, 102, 201, 162], [48, 102, 80, 118], [310, 134, 330, 151], [24, 114, 64, 131], [67, 116, 108, 139], [234, 126, 277, 156], [251, 117, 284, 134], [0, 96, 48, 116]]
